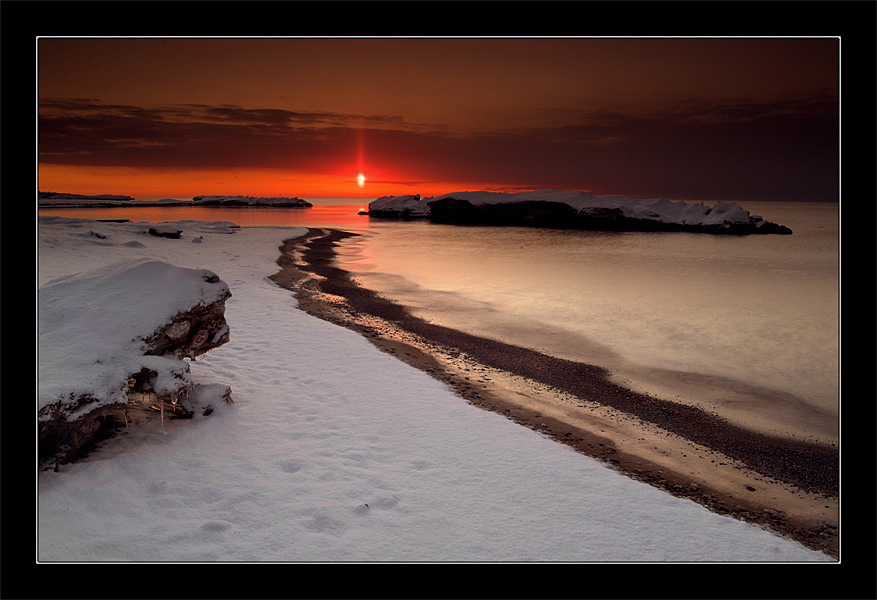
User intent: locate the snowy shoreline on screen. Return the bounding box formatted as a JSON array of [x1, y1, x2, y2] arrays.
[[37, 215, 834, 563], [273, 227, 839, 556]]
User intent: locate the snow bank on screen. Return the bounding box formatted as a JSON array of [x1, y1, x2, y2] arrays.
[[36, 216, 828, 562], [38, 258, 230, 417]]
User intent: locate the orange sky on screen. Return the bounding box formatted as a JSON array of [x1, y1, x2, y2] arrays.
[[37, 36, 840, 201]]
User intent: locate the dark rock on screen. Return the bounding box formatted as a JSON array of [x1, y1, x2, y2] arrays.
[[143, 279, 231, 359], [426, 197, 792, 234], [191, 195, 312, 207], [148, 226, 182, 239], [39, 191, 134, 201], [367, 208, 428, 220], [428, 198, 579, 228]]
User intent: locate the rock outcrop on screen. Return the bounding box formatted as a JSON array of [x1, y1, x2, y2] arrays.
[[427, 197, 793, 234], [367, 194, 430, 219], [143, 285, 231, 358], [37, 191, 313, 208], [148, 224, 183, 238], [38, 260, 233, 467], [192, 195, 313, 207], [366, 190, 793, 234], [39, 191, 134, 201]]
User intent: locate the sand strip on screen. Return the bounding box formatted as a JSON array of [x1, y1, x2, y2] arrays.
[[270, 227, 839, 558]]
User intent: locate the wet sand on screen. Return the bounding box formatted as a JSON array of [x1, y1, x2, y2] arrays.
[[270, 228, 839, 558]]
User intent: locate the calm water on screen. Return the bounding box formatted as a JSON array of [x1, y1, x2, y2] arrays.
[[39, 199, 840, 442], [37, 198, 374, 229]]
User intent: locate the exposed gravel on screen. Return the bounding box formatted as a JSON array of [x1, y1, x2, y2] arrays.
[[272, 227, 840, 558]]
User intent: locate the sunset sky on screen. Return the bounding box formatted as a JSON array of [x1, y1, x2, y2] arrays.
[[37, 36, 839, 201]]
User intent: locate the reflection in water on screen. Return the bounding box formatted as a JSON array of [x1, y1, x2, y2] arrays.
[[335, 202, 839, 443], [38, 203, 373, 230], [39, 200, 839, 443]]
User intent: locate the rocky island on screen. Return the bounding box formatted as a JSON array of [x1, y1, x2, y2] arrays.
[[38, 191, 137, 206], [38, 192, 313, 209], [366, 190, 793, 234], [191, 195, 313, 207]]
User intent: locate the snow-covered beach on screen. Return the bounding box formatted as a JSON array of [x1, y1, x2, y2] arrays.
[[36, 214, 836, 564]]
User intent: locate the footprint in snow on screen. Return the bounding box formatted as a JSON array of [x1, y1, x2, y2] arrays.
[[354, 495, 399, 515], [279, 460, 303, 474], [372, 495, 398, 509], [201, 520, 233, 533]]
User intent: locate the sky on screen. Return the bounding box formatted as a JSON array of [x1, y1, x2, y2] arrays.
[[37, 37, 840, 201]]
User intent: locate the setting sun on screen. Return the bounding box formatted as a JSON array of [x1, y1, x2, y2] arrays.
[[31, 29, 846, 570]]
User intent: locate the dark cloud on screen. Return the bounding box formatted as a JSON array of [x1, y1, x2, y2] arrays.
[[351, 96, 838, 201], [490, 95, 840, 200], [40, 100, 355, 170], [38, 96, 838, 202]]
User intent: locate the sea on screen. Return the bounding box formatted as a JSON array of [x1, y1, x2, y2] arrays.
[[38, 197, 840, 444]]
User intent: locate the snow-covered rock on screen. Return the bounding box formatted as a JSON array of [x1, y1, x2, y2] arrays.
[[367, 190, 792, 234], [192, 195, 312, 207], [38, 259, 232, 466], [368, 194, 430, 218]]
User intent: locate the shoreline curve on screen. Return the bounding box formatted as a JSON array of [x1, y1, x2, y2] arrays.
[[270, 227, 839, 559]]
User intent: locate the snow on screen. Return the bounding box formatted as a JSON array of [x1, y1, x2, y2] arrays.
[[38, 257, 230, 418], [371, 189, 758, 226], [370, 194, 430, 216], [36, 215, 832, 563]]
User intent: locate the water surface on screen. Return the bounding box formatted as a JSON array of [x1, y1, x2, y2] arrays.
[[39, 199, 839, 443], [334, 201, 839, 443]]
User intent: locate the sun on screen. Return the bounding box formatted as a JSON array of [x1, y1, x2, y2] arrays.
[[356, 172, 366, 188]]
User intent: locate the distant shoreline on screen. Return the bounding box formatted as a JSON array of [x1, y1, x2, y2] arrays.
[[38, 193, 313, 209], [270, 227, 839, 558]]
